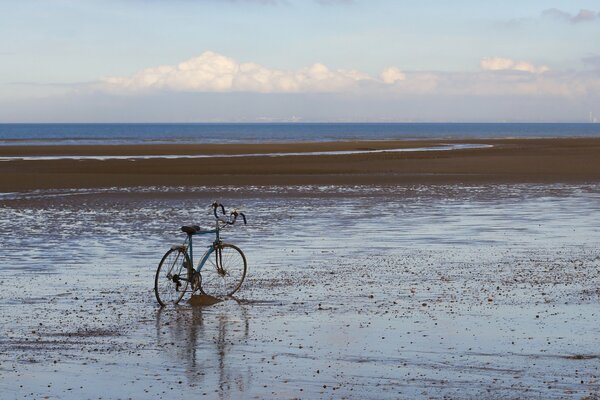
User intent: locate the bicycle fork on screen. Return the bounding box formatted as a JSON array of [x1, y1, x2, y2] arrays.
[[214, 244, 226, 276]]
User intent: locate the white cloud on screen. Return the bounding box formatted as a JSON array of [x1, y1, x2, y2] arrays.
[[101, 51, 404, 94], [480, 57, 549, 74], [380, 67, 406, 84]]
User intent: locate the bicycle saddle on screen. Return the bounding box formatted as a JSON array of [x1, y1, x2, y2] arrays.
[[181, 225, 202, 235]]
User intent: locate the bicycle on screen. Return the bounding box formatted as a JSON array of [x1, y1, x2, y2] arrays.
[[154, 202, 247, 307]]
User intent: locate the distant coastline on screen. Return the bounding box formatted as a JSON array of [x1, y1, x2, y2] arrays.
[[1, 123, 600, 146]]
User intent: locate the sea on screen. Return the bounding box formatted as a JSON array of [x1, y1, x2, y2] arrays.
[[0, 123, 599, 145]]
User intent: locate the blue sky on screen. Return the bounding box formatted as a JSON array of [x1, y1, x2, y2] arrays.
[[1, 0, 599, 122]]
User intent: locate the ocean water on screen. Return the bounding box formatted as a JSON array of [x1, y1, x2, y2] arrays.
[[0, 123, 599, 145]]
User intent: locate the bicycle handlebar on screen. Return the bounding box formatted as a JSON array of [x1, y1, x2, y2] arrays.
[[212, 201, 226, 218], [211, 201, 247, 225], [231, 210, 247, 225]]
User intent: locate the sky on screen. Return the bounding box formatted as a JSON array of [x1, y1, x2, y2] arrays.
[[0, 0, 599, 122]]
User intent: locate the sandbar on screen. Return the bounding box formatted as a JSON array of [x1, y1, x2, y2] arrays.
[[1, 138, 600, 191]]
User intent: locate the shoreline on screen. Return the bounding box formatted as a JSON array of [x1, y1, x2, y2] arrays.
[[0, 144, 493, 161], [2, 138, 600, 191], [0, 139, 492, 156]]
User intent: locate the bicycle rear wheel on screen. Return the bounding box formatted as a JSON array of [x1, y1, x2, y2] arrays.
[[155, 247, 191, 306], [200, 243, 247, 298]]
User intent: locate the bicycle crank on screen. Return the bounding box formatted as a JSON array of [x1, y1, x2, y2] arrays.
[[171, 274, 182, 291]]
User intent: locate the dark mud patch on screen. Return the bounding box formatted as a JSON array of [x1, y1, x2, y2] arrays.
[[48, 328, 120, 338], [188, 294, 222, 307], [234, 299, 284, 306], [563, 354, 600, 360]]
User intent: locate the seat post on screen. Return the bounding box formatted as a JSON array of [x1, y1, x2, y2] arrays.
[[188, 233, 193, 265]]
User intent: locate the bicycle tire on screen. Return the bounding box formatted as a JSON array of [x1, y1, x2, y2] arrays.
[[155, 247, 191, 306], [200, 243, 247, 298]]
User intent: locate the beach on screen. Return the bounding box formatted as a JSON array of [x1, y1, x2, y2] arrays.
[[1, 184, 599, 398], [1, 138, 600, 191], [1, 137, 600, 399]]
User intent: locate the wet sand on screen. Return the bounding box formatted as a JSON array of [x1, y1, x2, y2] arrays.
[[2, 138, 600, 191], [2, 138, 600, 398], [1, 185, 599, 399]]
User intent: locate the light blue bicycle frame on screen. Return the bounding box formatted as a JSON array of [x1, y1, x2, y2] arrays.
[[181, 220, 223, 275]]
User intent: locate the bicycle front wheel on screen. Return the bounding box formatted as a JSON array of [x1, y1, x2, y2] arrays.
[[155, 247, 191, 306], [200, 243, 247, 298]]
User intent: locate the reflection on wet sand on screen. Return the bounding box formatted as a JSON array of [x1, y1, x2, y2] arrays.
[[155, 298, 250, 398]]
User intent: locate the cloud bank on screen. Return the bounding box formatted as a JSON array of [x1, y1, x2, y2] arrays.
[[542, 8, 600, 24], [102, 51, 400, 94], [197, 0, 352, 5], [97, 51, 600, 100], [7, 52, 600, 123], [315, 0, 354, 5], [480, 57, 549, 74], [583, 55, 600, 69]]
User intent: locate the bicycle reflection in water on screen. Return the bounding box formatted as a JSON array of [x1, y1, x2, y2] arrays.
[[155, 297, 251, 398]]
